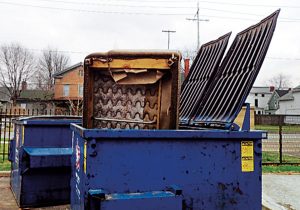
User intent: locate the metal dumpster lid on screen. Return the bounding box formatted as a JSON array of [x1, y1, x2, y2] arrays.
[[14, 115, 81, 125], [191, 10, 280, 129], [179, 32, 231, 125]]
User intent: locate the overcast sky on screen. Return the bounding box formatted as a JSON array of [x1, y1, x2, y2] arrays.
[[0, 0, 299, 87]]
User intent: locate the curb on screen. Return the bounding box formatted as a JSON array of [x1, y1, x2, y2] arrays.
[[0, 171, 10, 177]]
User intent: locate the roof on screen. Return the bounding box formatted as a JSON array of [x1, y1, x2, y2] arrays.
[[279, 92, 294, 101], [0, 87, 11, 102], [294, 84, 300, 89], [249, 86, 273, 94], [275, 89, 289, 97], [18, 90, 54, 101], [53, 62, 83, 78]]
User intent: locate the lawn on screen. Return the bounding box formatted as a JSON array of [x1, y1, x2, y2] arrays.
[[255, 124, 300, 133], [263, 151, 300, 164], [262, 151, 300, 173], [0, 141, 10, 171], [0, 158, 10, 171]]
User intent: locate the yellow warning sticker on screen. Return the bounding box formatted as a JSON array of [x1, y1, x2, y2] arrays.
[[84, 141, 87, 174], [241, 141, 254, 172], [22, 126, 25, 145]]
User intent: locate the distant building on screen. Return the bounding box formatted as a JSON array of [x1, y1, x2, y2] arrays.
[[246, 86, 275, 114], [0, 87, 11, 109], [266, 89, 289, 114], [276, 86, 300, 115], [53, 62, 83, 114], [16, 89, 54, 111]]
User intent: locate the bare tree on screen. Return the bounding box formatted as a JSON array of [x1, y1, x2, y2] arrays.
[[67, 98, 83, 116], [0, 43, 34, 104], [267, 73, 292, 90], [36, 48, 70, 90]]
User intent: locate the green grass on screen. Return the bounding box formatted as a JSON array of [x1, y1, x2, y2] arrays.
[[0, 158, 10, 171], [263, 151, 300, 163], [263, 165, 300, 173], [255, 125, 300, 133], [262, 151, 300, 173], [0, 142, 11, 171]]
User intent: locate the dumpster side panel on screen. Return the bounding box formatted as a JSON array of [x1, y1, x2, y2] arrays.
[[23, 125, 73, 147], [71, 131, 86, 210], [71, 129, 262, 210], [20, 169, 71, 207], [10, 124, 23, 205]]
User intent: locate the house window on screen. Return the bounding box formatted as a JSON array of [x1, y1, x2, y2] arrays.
[[63, 85, 70, 96], [255, 93, 258, 96], [262, 94, 265, 97], [78, 84, 83, 97], [78, 69, 84, 77], [255, 99, 258, 107]]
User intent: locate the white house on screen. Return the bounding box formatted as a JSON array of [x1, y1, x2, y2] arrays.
[[276, 86, 300, 115], [246, 86, 274, 114]]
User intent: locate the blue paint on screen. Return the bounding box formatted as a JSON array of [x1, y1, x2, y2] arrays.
[[23, 147, 72, 156], [70, 124, 264, 210], [107, 191, 176, 200], [71, 123, 266, 140], [9, 116, 81, 208], [88, 189, 182, 210]]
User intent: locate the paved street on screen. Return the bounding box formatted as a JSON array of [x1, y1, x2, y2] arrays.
[[263, 174, 300, 210]]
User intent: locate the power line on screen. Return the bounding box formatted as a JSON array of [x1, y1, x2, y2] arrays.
[[197, 0, 300, 9], [266, 57, 300, 61], [3, 44, 300, 61], [27, 0, 300, 22], [1, 1, 300, 23], [30, 0, 197, 9], [0, 1, 194, 16]]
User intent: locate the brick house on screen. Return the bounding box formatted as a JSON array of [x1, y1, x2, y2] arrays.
[[53, 62, 83, 114]]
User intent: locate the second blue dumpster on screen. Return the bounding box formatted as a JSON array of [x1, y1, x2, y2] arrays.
[[10, 116, 81, 208]]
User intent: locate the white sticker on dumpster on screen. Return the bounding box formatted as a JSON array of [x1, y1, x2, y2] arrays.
[[241, 141, 254, 172]]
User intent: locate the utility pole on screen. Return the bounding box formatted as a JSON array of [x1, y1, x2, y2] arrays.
[[162, 30, 176, 49], [186, 2, 209, 49]]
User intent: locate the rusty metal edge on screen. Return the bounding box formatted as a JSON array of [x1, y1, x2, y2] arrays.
[[85, 50, 182, 60]]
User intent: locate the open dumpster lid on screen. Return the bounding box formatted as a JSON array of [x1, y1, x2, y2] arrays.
[[179, 32, 231, 125], [190, 10, 280, 129]]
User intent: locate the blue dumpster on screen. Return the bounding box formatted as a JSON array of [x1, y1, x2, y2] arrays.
[[70, 123, 266, 210], [10, 116, 81, 208]]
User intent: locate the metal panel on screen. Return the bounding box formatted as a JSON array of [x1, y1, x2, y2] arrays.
[[93, 74, 159, 129], [88, 190, 182, 210], [192, 10, 280, 128], [83, 50, 181, 129], [179, 33, 231, 125]]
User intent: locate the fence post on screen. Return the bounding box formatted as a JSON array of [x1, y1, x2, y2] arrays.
[[279, 124, 283, 164]]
